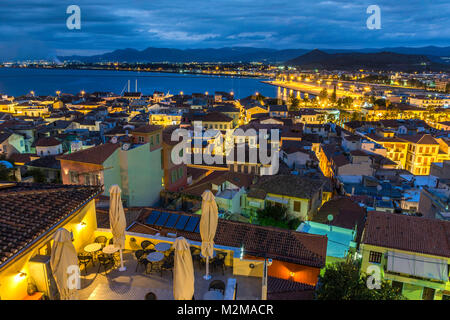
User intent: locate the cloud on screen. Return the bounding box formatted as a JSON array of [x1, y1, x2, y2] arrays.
[[0, 0, 448, 59], [147, 29, 220, 41]]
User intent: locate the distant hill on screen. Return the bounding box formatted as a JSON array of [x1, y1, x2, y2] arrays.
[[285, 50, 450, 71], [58, 45, 450, 69], [59, 47, 310, 63]]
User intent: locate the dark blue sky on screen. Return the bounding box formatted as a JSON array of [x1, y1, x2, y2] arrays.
[[0, 0, 449, 60]]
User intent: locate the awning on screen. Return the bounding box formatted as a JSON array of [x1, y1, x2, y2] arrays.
[[386, 251, 448, 282], [265, 195, 289, 205]]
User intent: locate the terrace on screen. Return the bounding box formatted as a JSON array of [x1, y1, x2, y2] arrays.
[[77, 248, 261, 300]]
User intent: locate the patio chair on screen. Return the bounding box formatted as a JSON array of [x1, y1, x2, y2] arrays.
[[208, 280, 225, 294], [211, 255, 226, 275], [97, 254, 115, 275], [78, 253, 93, 276], [135, 250, 150, 273], [141, 240, 155, 251], [95, 236, 108, 248], [160, 255, 174, 277]]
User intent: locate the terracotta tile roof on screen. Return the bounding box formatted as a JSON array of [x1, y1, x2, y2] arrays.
[[0, 183, 102, 268], [197, 112, 233, 123], [332, 154, 350, 167], [0, 132, 12, 144], [57, 143, 119, 165], [26, 155, 61, 169], [8, 153, 36, 165], [132, 124, 162, 134], [398, 134, 439, 145], [134, 208, 327, 268], [248, 175, 325, 199], [34, 137, 62, 147], [267, 277, 315, 300], [314, 197, 366, 243], [362, 211, 450, 258]]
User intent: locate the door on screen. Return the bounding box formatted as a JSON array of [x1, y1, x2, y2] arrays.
[[422, 287, 435, 300]]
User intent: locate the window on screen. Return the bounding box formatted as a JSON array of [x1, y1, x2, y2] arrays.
[[156, 134, 160, 144], [422, 287, 435, 300], [138, 136, 145, 143], [150, 136, 154, 146], [69, 171, 79, 184], [85, 174, 91, 185], [369, 251, 382, 263], [293, 201, 301, 212]]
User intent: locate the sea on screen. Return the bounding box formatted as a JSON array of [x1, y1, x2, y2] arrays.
[[0, 68, 277, 99]]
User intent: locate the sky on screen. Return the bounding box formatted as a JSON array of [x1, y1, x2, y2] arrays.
[[0, 0, 449, 60]]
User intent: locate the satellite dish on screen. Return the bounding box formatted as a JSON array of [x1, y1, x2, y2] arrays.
[[122, 143, 130, 151], [327, 214, 334, 222], [111, 136, 118, 144]]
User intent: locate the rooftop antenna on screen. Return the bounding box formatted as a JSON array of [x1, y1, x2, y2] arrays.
[[136, 79, 138, 93], [128, 80, 130, 93]]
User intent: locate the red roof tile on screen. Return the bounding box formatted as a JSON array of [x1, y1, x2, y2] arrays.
[[362, 211, 450, 258], [0, 183, 102, 268], [57, 143, 119, 165]]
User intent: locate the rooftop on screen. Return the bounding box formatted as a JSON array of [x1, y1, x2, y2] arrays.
[[58, 143, 120, 165], [362, 211, 450, 258], [0, 183, 101, 268]]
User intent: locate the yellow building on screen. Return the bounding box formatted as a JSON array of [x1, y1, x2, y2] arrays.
[[365, 133, 450, 175], [0, 100, 17, 113], [150, 113, 182, 126], [360, 211, 450, 300], [0, 183, 101, 300], [402, 134, 445, 175]]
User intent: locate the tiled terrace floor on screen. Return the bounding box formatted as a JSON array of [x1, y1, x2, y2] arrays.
[[77, 251, 261, 300]]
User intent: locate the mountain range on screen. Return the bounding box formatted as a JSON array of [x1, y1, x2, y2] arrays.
[[285, 49, 449, 71], [59, 46, 450, 70]]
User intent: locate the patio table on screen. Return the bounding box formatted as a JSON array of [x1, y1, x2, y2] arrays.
[[203, 290, 224, 300], [102, 245, 119, 254], [84, 243, 102, 263], [146, 251, 164, 262], [154, 242, 172, 252], [102, 245, 120, 267], [84, 243, 102, 253]]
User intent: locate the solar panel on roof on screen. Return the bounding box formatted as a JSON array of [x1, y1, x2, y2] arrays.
[[174, 215, 189, 230], [194, 223, 200, 233], [145, 211, 161, 225], [184, 216, 200, 232], [165, 213, 180, 228], [155, 211, 170, 226]]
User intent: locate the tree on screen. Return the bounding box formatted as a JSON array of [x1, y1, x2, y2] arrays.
[[0, 164, 15, 181], [288, 94, 300, 111], [25, 168, 46, 183], [316, 261, 405, 300], [330, 85, 337, 104], [256, 204, 301, 230], [318, 88, 328, 101]]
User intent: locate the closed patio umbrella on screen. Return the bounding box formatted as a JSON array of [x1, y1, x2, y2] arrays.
[[173, 237, 195, 300], [50, 228, 79, 300], [109, 184, 126, 271], [200, 190, 218, 280]]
